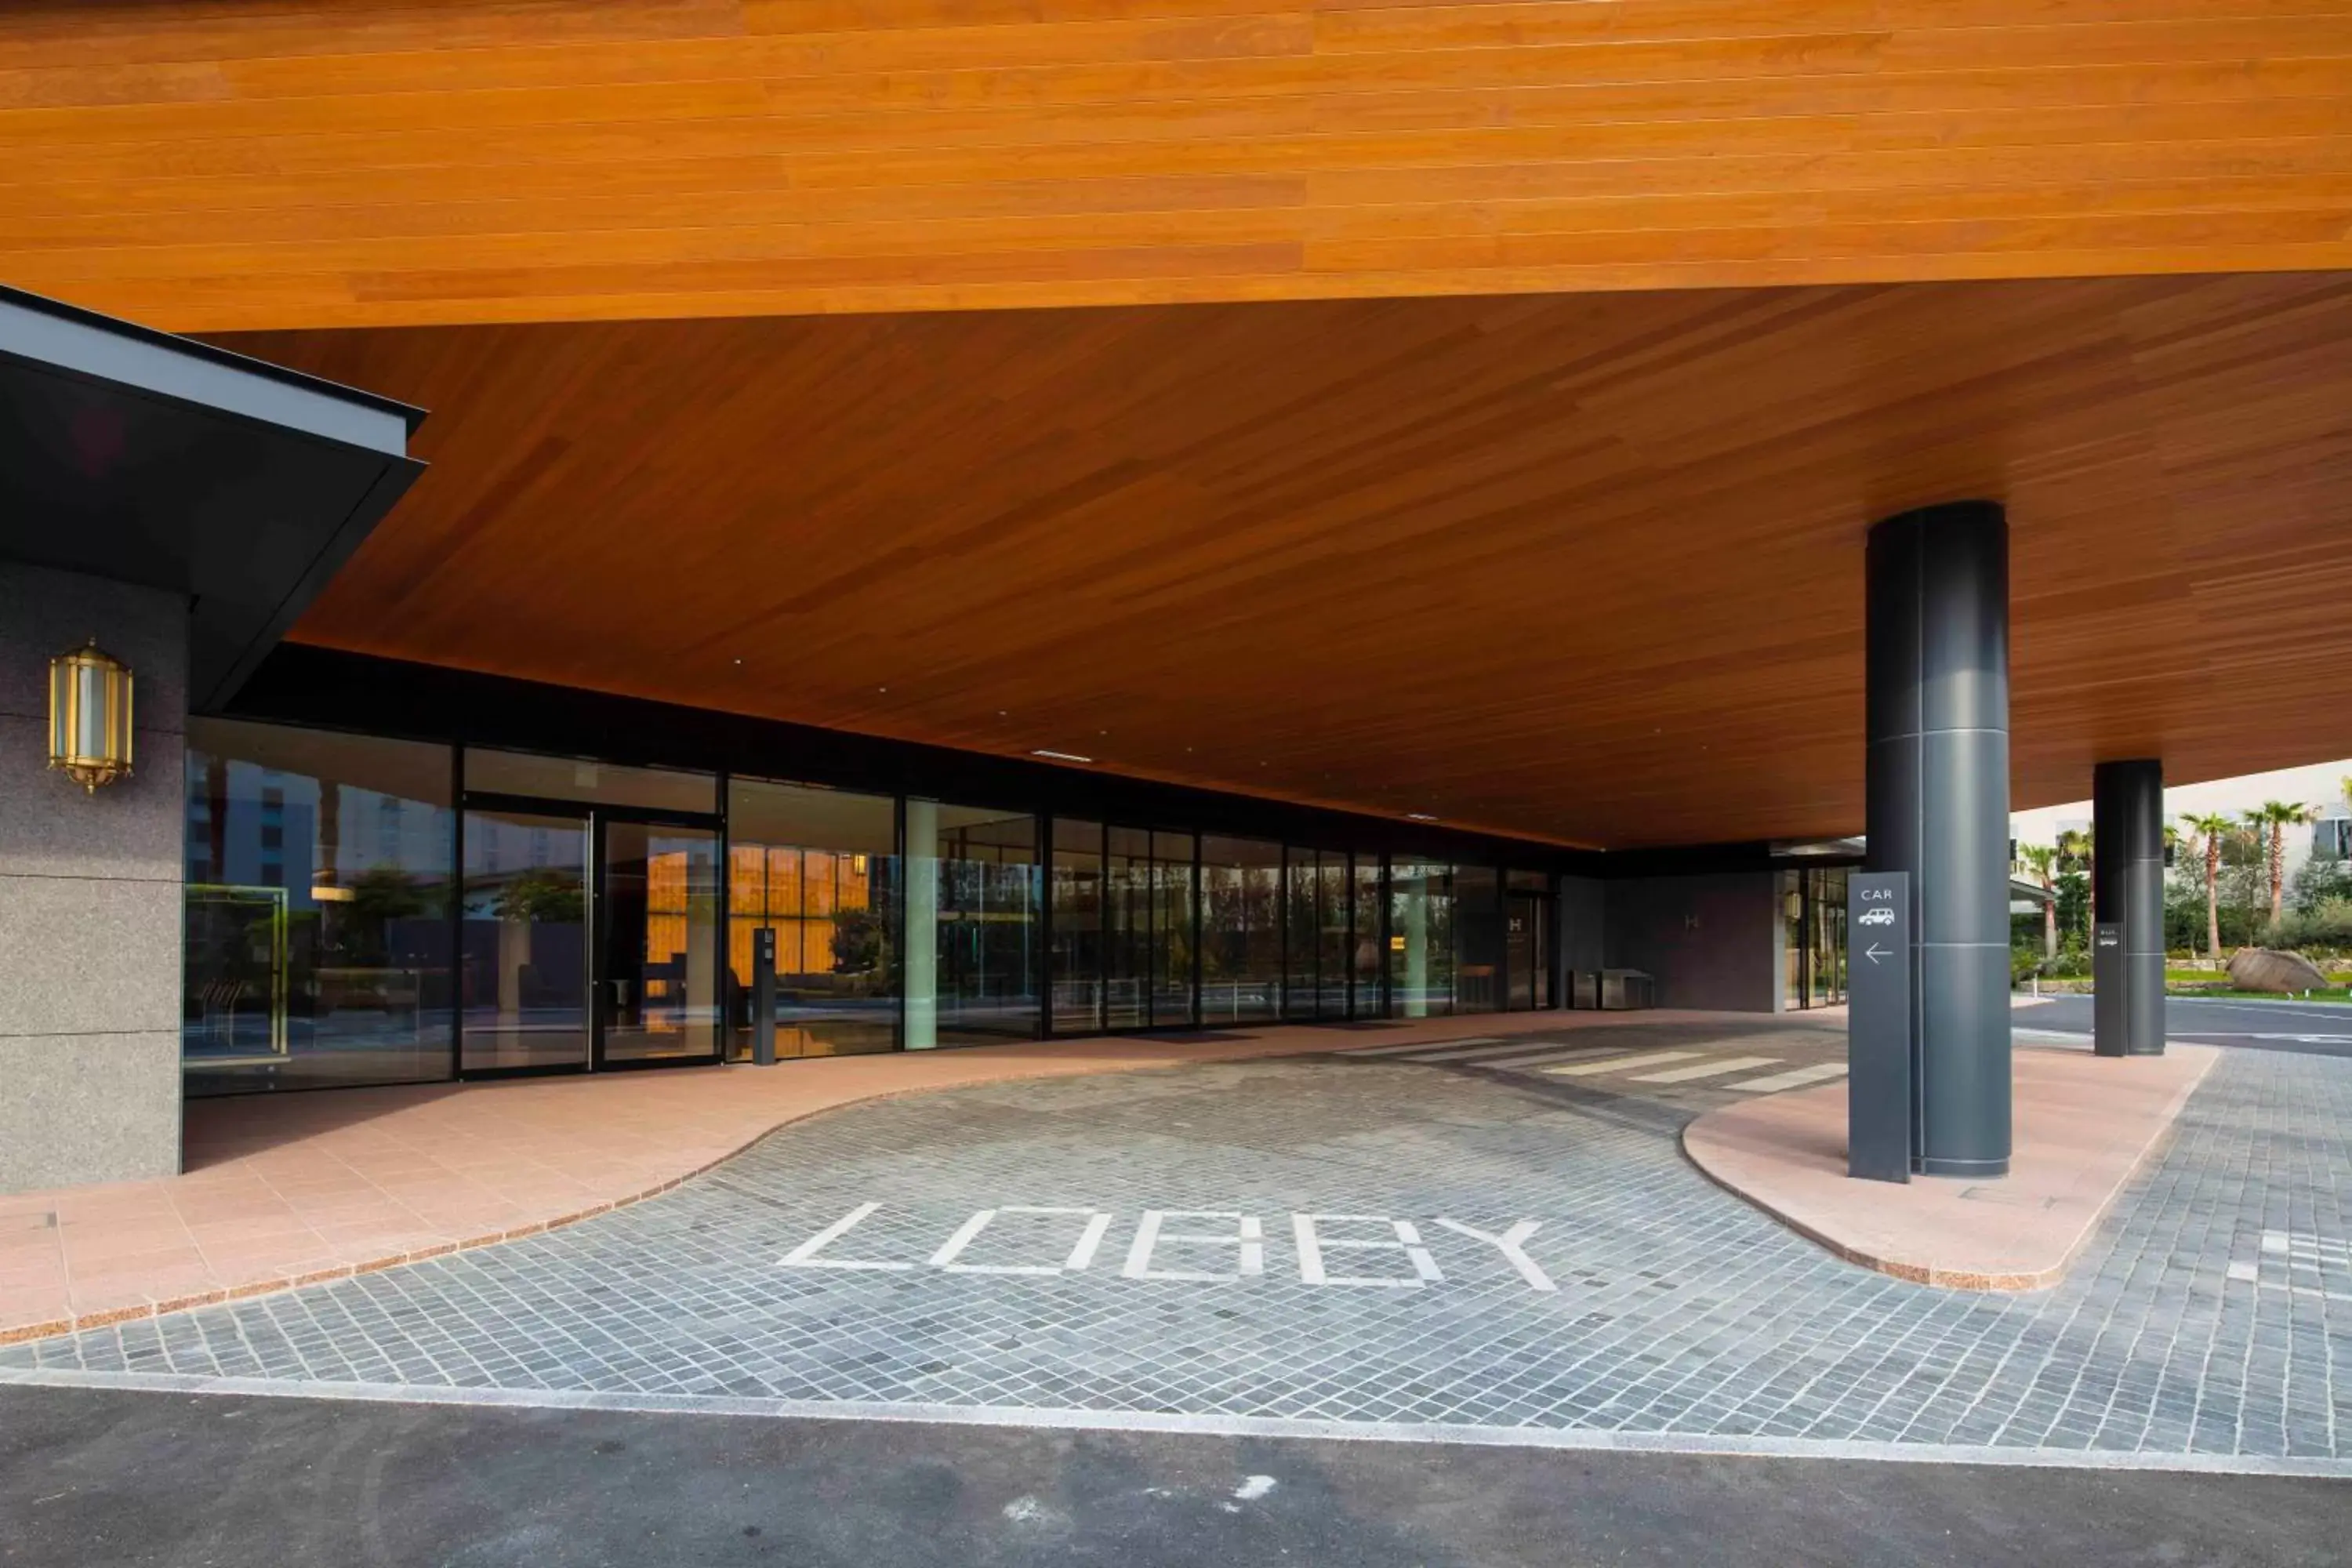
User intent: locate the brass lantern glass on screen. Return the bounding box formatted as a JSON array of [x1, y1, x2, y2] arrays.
[[48, 639, 134, 792]]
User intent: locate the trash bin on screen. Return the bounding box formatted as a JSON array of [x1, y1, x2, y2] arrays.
[[1599, 969, 1655, 1010]]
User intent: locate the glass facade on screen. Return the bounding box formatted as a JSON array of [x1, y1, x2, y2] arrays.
[[1352, 855, 1387, 1018], [181, 721, 1562, 1094], [727, 779, 898, 1059], [909, 803, 1041, 1047], [1453, 865, 1503, 1014], [1783, 866, 1850, 1010], [1050, 818, 1105, 1033], [183, 719, 456, 1095], [1200, 835, 1283, 1025], [1283, 848, 1352, 1020], [461, 808, 592, 1073], [1388, 861, 1457, 1017], [1107, 826, 1196, 1030]]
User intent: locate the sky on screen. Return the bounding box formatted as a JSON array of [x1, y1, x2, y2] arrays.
[[2011, 760, 2352, 844]]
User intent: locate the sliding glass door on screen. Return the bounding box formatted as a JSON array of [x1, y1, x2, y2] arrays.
[[598, 818, 720, 1064], [460, 800, 721, 1073]]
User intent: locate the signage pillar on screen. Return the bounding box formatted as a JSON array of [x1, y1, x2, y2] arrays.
[[1848, 871, 1912, 1182], [1864, 502, 2013, 1178], [2093, 758, 2166, 1058], [752, 926, 778, 1067]]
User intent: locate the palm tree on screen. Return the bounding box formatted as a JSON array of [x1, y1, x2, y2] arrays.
[[2017, 844, 2060, 957], [2245, 800, 2318, 932], [2054, 826, 2095, 936], [2181, 812, 2234, 960]]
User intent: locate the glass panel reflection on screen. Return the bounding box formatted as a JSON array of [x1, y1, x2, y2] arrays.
[[1389, 861, 1456, 1018], [600, 820, 720, 1062], [1283, 848, 1352, 1021], [1107, 826, 1196, 1029], [183, 719, 456, 1095], [1318, 852, 1352, 1018], [1201, 835, 1283, 1025], [1051, 818, 1105, 1033], [727, 779, 898, 1058], [1352, 855, 1386, 1018], [907, 803, 1040, 1047], [1454, 865, 1502, 1014], [461, 809, 590, 1071]]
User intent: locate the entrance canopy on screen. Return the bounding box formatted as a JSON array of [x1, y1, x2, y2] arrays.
[[218, 269, 2352, 849], [0, 285, 425, 708]]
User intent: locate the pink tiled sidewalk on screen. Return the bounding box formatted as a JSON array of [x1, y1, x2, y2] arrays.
[[1683, 1043, 2219, 1289]]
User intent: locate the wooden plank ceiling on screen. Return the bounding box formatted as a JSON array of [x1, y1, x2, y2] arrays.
[[207, 270, 2352, 850], [2, 1, 2348, 330]]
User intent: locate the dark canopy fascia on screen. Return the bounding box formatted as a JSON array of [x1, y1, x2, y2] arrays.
[[0, 284, 425, 709]]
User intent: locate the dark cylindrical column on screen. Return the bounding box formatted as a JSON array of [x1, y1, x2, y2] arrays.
[[2093, 759, 2166, 1058], [1865, 502, 2012, 1178]]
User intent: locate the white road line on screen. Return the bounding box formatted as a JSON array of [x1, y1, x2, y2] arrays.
[[1728, 1062, 1851, 1093], [1336, 1038, 1501, 1057], [1629, 1054, 1782, 1084], [1543, 1049, 1699, 1077], [1396, 1040, 1576, 1063], [3, 1368, 2345, 1478], [1492, 1047, 1634, 1072]]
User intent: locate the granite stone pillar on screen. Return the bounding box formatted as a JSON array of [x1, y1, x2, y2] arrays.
[[0, 561, 187, 1192]]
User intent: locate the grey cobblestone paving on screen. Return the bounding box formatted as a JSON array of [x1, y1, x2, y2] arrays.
[[6, 1043, 2347, 1457]]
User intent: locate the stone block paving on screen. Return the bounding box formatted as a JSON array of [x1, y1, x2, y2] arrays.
[[5, 1039, 2347, 1458]]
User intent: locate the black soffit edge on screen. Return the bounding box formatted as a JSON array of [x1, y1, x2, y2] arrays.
[[0, 283, 426, 710], [230, 643, 1619, 875]]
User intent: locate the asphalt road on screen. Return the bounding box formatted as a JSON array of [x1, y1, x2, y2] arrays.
[[2024, 994, 2352, 1056], [5, 1386, 2347, 1568]]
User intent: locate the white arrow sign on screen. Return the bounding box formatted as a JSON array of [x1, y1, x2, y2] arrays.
[[1864, 943, 1892, 964]]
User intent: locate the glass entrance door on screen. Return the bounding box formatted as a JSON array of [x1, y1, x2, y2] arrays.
[[1506, 892, 1551, 1010], [463, 808, 593, 1073], [597, 818, 720, 1065], [461, 804, 720, 1073]]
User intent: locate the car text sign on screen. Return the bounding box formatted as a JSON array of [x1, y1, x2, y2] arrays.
[[1847, 870, 1911, 1183]]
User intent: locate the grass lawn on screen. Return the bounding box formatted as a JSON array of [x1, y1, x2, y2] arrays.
[[2163, 985, 2352, 1002]]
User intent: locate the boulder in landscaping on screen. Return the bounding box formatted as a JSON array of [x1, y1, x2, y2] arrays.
[[2226, 948, 2330, 993]]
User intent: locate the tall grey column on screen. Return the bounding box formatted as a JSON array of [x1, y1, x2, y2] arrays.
[[0, 561, 187, 1192], [1865, 502, 2012, 1178], [2093, 759, 2165, 1058]]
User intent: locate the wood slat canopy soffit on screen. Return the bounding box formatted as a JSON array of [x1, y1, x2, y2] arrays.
[[3, 1, 2350, 329], [216, 271, 2352, 850]]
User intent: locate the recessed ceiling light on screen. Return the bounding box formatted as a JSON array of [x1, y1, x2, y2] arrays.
[[1032, 749, 1094, 764], [1406, 812, 1439, 822]]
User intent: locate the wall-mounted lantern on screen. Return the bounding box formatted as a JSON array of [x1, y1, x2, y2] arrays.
[[48, 638, 134, 793]]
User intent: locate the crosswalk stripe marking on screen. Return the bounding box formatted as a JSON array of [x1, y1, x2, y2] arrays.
[[1491, 1047, 1633, 1071], [1543, 1049, 1699, 1077], [1396, 1040, 1576, 1063], [1728, 1062, 1850, 1093], [1630, 1054, 1783, 1083], [1336, 1037, 1501, 1057]]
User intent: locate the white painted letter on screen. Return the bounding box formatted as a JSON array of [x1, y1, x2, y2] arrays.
[[1121, 1210, 1265, 1281], [1293, 1214, 1443, 1287], [779, 1202, 913, 1270], [1435, 1218, 1555, 1292], [928, 1206, 1116, 1275]]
